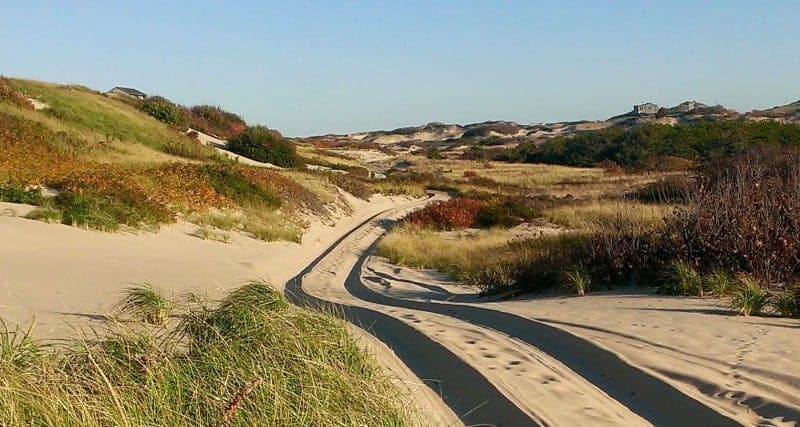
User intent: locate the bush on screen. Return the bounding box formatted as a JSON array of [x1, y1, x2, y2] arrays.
[[0, 77, 33, 109], [403, 198, 485, 230], [520, 121, 800, 169], [425, 147, 443, 160], [628, 175, 693, 204], [187, 105, 247, 139], [140, 96, 185, 127], [475, 196, 540, 228], [227, 126, 302, 168], [664, 147, 800, 284], [0, 185, 43, 205]]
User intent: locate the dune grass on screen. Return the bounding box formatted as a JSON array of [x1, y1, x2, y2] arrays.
[[542, 200, 673, 229], [0, 281, 414, 426], [114, 284, 175, 325], [9, 79, 216, 160]]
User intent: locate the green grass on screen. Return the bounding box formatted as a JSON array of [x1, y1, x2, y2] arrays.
[[26, 192, 173, 232], [731, 277, 769, 316], [0, 184, 44, 205], [191, 226, 232, 243], [662, 261, 704, 296], [564, 268, 591, 296], [0, 281, 414, 425], [242, 209, 305, 243], [0, 318, 43, 369], [203, 165, 281, 209], [10, 80, 196, 153], [114, 283, 175, 325], [189, 212, 241, 231], [704, 269, 735, 296], [771, 289, 799, 318]]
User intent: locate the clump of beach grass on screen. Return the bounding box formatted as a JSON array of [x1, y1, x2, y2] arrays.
[[114, 283, 175, 325], [564, 268, 591, 296], [0, 319, 43, 368], [0, 281, 414, 425], [771, 288, 799, 318], [731, 277, 769, 316], [704, 269, 735, 296], [662, 261, 704, 296]]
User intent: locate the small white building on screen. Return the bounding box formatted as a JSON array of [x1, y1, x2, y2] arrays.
[[107, 86, 147, 100], [633, 102, 659, 115]]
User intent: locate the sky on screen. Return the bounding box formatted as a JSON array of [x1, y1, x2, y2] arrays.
[[1, 1, 799, 136]]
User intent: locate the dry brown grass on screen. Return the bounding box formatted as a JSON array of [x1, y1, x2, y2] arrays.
[[542, 200, 674, 229]]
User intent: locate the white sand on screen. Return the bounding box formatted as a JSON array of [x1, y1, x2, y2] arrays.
[[366, 257, 800, 426], [0, 194, 405, 339]]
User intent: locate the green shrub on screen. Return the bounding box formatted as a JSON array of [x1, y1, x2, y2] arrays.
[[731, 277, 769, 316], [462, 261, 520, 294], [140, 96, 185, 127], [520, 120, 800, 169], [426, 147, 443, 160], [0, 185, 43, 205], [475, 196, 541, 228], [476, 203, 520, 228], [227, 126, 302, 168]]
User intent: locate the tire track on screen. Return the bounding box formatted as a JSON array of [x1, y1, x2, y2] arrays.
[[343, 237, 742, 427], [285, 198, 538, 426]]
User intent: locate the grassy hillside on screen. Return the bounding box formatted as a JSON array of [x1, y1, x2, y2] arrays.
[[0, 78, 369, 241], [0, 78, 419, 425]]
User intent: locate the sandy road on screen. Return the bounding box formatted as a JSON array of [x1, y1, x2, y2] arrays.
[[284, 195, 741, 426]]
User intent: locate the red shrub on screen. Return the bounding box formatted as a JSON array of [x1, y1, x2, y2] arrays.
[[404, 198, 486, 230]]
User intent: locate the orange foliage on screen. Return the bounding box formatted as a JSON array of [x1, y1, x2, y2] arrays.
[[404, 198, 486, 230]]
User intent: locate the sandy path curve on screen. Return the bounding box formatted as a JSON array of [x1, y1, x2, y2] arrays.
[[285, 198, 746, 426]]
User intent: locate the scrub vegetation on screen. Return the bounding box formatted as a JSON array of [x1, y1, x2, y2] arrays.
[[379, 137, 800, 318], [0, 78, 376, 241]]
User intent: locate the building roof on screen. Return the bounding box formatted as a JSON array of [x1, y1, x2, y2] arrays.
[[109, 86, 147, 97]]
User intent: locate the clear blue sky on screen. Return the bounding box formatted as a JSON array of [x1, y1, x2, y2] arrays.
[[1, 1, 798, 136]]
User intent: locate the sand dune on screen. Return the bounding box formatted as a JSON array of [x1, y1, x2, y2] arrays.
[[0, 194, 405, 338]]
